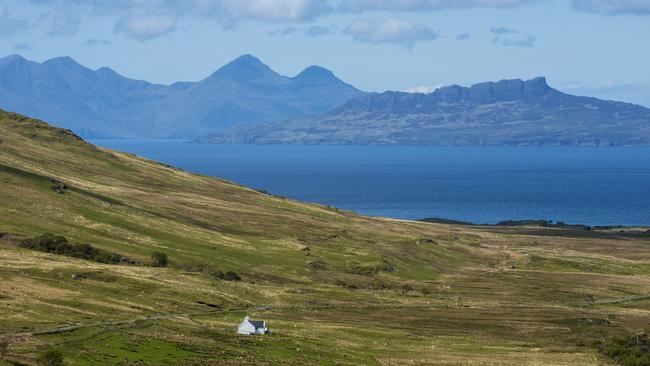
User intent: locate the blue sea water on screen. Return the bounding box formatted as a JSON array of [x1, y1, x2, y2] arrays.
[[90, 140, 650, 226]]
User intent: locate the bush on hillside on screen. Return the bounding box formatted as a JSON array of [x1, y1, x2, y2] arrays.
[[36, 348, 64, 366], [210, 270, 225, 280], [224, 271, 241, 281], [595, 333, 650, 366], [151, 251, 168, 267], [20, 233, 124, 264]]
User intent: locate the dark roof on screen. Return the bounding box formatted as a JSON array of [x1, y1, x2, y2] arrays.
[[249, 320, 265, 328]]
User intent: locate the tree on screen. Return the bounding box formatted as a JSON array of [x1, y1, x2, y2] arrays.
[[151, 251, 168, 267], [37, 349, 64, 366], [0, 338, 9, 360], [400, 284, 414, 295], [211, 269, 225, 280], [224, 271, 241, 281]]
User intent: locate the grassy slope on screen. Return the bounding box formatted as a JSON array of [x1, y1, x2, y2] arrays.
[[0, 110, 648, 365]]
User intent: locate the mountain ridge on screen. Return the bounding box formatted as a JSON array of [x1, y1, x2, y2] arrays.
[[0, 54, 364, 138], [203, 77, 650, 146]]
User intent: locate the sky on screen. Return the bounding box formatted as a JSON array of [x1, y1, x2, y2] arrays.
[[0, 0, 649, 106]]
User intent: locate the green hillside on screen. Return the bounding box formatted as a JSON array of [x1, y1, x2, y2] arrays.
[[0, 110, 648, 365]]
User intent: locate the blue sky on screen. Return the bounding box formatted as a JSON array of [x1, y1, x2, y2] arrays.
[[1, 0, 649, 105]]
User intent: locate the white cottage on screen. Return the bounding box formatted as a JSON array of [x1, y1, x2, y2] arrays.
[[237, 316, 269, 335]]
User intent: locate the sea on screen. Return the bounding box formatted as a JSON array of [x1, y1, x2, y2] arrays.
[[90, 140, 650, 227]]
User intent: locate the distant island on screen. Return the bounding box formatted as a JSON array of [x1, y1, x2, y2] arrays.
[[203, 77, 650, 146]]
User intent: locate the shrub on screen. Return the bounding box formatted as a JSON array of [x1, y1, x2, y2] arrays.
[[37, 349, 64, 366], [0, 338, 9, 360], [401, 284, 415, 295], [210, 270, 225, 280], [224, 271, 241, 281], [20, 234, 124, 264], [595, 333, 649, 366], [151, 251, 168, 267]]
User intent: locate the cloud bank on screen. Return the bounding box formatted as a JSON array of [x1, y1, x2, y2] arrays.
[[338, 0, 540, 12], [113, 12, 177, 41], [490, 26, 536, 47], [343, 19, 438, 48], [20, 0, 647, 43]]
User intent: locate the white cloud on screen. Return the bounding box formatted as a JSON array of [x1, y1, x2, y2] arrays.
[[338, 0, 540, 12], [269, 24, 335, 37], [218, 0, 330, 22], [490, 26, 518, 34], [27, 0, 332, 39], [113, 12, 177, 41], [500, 34, 536, 47], [490, 27, 536, 47], [571, 0, 650, 15], [405, 84, 444, 93], [343, 19, 438, 48], [83, 38, 111, 46]]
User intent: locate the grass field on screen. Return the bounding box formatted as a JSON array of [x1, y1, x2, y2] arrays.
[[0, 110, 648, 365]]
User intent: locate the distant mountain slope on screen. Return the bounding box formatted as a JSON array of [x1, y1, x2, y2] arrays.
[[0, 54, 363, 138], [203, 77, 650, 146]]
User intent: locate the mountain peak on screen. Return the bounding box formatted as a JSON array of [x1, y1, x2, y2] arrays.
[[0, 54, 30, 68], [524, 76, 549, 93], [43, 56, 84, 69], [295, 65, 336, 80], [207, 54, 281, 82], [0, 54, 26, 63], [231, 54, 264, 66]]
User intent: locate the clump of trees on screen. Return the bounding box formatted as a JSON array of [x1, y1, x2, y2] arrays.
[[223, 271, 241, 281], [20, 234, 124, 264], [206, 269, 241, 282], [594, 332, 649, 366], [37, 348, 64, 366], [150, 251, 168, 267]]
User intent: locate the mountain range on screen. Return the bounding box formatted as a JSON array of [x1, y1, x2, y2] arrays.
[[2, 54, 649, 145], [0, 54, 363, 138], [204, 77, 650, 146]]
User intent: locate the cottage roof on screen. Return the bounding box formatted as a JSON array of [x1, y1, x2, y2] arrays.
[[249, 320, 265, 328], [242, 316, 265, 329]]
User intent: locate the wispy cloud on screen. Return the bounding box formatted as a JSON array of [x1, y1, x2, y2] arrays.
[[113, 12, 177, 41], [269, 25, 335, 37], [405, 84, 444, 93], [338, 0, 541, 12], [343, 19, 438, 48], [83, 38, 111, 46], [13, 43, 31, 51], [21, 0, 546, 41], [455, 33, 471, 41], [0, 3, 30, 36], [561, 80, 650, 107], [490, 26, 519, 35], [571, 0, 650, 15], [490, 27, 536, 47]]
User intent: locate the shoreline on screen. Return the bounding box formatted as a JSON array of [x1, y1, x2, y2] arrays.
[[418, 217, 650, 232]]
